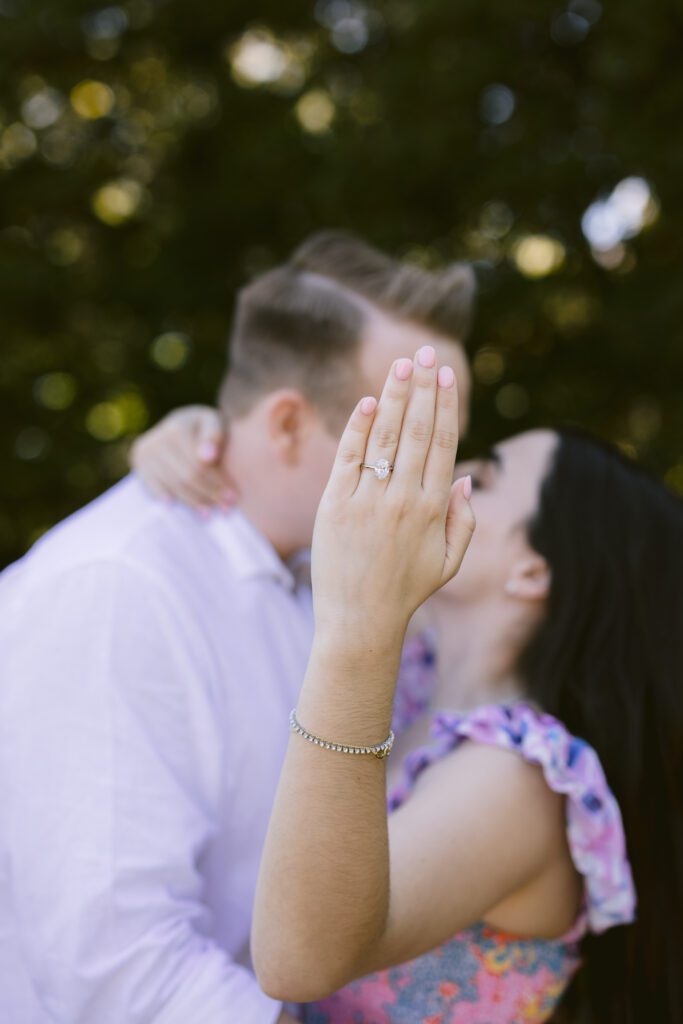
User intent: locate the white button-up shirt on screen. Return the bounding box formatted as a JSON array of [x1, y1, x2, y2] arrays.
[[0, 476, 314, 1024]]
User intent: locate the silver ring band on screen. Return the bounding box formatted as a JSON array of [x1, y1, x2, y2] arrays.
[[361, 458, 394, 480]]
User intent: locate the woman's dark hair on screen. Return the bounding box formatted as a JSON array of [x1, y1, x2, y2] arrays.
[[521, 429, 683, 1023]]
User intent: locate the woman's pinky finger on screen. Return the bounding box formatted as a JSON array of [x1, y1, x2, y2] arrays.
[[442, 475, 476, 583], [324, 396, 378, 500]]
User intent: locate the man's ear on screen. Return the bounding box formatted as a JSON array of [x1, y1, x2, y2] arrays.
[[504, 555, 551, 601], [266, 389, 316, 465]]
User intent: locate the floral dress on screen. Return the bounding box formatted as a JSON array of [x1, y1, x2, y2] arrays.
[[391, 629, 438, 735], [304, 702, 637, 1024]]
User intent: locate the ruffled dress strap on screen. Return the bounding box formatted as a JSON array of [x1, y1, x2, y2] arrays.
[[388, 701, 637, 938]]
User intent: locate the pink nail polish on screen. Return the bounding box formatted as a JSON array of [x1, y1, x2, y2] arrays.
[[417, 345, 436, 368], [395, 358, 413, 381], [438, 365, 455, 389], [463, 475, 472, 500], [360, 396, 377, 415], [198, 442, 218, 462]]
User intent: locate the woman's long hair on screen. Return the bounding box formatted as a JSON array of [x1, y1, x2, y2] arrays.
[[520, 430, 683, 1022]]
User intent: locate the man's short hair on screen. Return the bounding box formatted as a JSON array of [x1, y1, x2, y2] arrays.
[[220, 232, 476, 428], [220, 265, 365, 428], [291, 231, 475, 344]]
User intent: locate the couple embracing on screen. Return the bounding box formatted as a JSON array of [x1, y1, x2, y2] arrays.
[[1, 233, 680, 1024]]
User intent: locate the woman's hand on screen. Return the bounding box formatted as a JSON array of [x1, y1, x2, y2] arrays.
[[129, 405, 236, 510], [311, 345, 475, 652]]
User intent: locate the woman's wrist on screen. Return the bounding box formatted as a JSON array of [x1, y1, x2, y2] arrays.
[[295, 632, 404, 747], [312, 615, 409, 662]]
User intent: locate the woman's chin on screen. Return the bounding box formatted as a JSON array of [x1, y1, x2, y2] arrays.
[[433, 572, 474, 606]]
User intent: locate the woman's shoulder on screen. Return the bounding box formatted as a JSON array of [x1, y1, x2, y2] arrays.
[[389, 701, 637, 935]]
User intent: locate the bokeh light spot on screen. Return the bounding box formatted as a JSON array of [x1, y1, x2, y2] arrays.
[[551, 11, 591, 46], [45, 227, 86, 266], [480, 201, 514, 239], [479, 84, 516, 125], [87, 402, 124, 441], [295, 89, 335, 133], [82, 6, 129, 41], [227, 29, 308, 92], [92, 179, 144, 225], [33, 372, 78, 411], [473, 348, 505, 385], [150, 331, 191, 371], [582, 177, 659, 266], [86, 392, 148, 441], [512, 235, 566, 278], [21, 88, 64, 129], [70, 79, 115, 119], [0, 123, 37, 166]]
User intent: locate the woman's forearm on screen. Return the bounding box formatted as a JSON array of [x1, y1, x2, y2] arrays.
[[252, 634, 403, 1003]]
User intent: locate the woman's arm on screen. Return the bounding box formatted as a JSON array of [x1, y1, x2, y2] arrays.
[[251, 349, 465, 996], [129, 405, 235, 509], [252, 350, 570, 1003]]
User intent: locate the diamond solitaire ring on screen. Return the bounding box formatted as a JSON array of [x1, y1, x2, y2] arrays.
[[361, 458, 394, 480]]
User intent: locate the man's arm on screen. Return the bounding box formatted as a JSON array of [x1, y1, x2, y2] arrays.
[[2, 560, 282, 1024]]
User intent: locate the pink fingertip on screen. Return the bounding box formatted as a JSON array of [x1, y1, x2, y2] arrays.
[[417, 345, 436, 368], [198, 442, 219, 462], [360, 396, 377, 415], [463, 474, 472, 501], [395, 358, 413, 381], [438, 365, 455, 389]]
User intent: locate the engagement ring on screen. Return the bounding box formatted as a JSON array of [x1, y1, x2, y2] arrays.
[[361, 458, 394, 480]]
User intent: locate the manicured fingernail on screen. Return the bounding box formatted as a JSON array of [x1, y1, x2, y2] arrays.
[[395, 358, 413, 381], [360, 396, 377, 415], [198, 442, 218, 462], [463, 474, 472, 500], [417, 345, 436, 368], [438, 365, 455, 389]]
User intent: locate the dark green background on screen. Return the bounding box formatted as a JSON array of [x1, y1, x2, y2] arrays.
[[2, 0, 682, 567]]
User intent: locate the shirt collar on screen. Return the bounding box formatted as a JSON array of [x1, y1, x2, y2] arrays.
[[206, 509, 298, 591]]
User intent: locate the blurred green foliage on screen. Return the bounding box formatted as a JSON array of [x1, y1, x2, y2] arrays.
[[2, 0, 682, 566]]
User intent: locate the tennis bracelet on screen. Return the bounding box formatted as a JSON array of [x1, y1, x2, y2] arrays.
[[289, 708, 395, 759]]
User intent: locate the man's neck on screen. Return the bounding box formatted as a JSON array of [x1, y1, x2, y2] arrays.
[[230, 498, 300, 562]]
